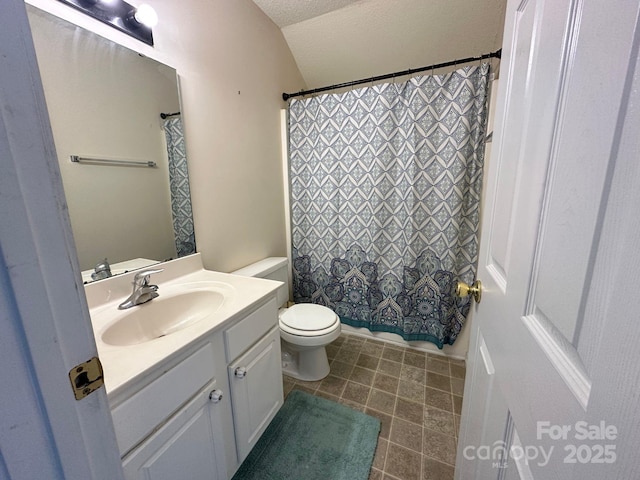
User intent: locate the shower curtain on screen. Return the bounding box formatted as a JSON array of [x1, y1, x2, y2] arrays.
[[288, 64, 490, 348], [162, 116, 196, 257]]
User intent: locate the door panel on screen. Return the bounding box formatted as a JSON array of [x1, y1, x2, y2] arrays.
[[486, 0, 537, 291], [458, 325, 510, 479], [457, 0, 640, 478], [479, 0, 586, 462], [503, 427, 534, 480]]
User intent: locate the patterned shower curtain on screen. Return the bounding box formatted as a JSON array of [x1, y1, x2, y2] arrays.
[[288, 64, 490, 348], [162, 116, 196, 257]]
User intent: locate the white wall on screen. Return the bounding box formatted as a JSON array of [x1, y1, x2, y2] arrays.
[[28, 7, 179, 271], [151, 0, 306, 273], [281, 0, 506, 89]]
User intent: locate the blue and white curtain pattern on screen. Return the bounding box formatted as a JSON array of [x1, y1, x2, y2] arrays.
[[288, 64, 490, 348], [162, 116, 196, 257]]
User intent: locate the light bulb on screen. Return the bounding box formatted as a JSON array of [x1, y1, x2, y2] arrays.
[[133, 4, 158, 28]]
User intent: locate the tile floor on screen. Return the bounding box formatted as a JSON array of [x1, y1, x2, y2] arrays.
[[282, 332, 466, 480]]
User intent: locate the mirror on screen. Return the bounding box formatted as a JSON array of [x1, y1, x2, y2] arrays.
[[27, 5, 195, 282]]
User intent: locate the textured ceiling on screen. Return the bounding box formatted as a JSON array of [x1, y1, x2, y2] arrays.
[[251, 0, 362, 28], [252, 0, 507, 90]]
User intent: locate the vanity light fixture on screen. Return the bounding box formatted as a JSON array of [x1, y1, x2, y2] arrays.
[[131, 3, 158, 28], [54, 0, 157, 46]]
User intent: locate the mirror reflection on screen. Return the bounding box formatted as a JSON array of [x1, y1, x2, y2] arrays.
[[27, 6, 195, 282]]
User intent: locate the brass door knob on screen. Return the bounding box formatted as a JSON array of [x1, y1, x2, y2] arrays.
[[456, 280, 482, 304]]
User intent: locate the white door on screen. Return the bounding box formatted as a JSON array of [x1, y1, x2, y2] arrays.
[[457, 0, 640, 479], [0, 1, 124, 479]]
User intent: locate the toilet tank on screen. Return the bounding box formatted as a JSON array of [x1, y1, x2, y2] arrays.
[[231, 257, 289, 307]]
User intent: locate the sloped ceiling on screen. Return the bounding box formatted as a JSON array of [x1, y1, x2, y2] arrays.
[[252, 0, 507, 90]]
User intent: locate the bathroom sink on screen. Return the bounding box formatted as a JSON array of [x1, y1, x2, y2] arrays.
[[101, 288, 227, 346]]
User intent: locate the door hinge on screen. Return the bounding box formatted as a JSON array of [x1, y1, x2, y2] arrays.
[[69, 356, 104, 400]]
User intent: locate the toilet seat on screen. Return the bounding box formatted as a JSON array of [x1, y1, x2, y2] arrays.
[[279, 304, 339, 337]]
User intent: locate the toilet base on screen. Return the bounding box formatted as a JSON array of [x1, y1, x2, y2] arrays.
[[281, 341, 331, 382]]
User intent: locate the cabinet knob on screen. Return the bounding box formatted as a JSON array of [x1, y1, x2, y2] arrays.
[[209, 389, 223, 403], [234, 367, 247, 379]]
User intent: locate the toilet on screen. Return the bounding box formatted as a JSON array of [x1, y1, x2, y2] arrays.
[[232, 257, 341, 381]]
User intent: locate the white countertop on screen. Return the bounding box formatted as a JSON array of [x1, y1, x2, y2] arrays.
[[84, 254, 281, 397]]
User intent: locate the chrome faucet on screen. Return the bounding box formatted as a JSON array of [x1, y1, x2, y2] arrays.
[[118, 268, 164, 310], [91, 258, 112, 281]]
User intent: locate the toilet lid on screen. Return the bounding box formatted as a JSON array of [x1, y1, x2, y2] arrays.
[[280, 304, 338, 332]]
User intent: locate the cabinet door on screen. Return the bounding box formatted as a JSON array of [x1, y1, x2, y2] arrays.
[[228, 326, 283, 462], [122, 380, 225, 480]]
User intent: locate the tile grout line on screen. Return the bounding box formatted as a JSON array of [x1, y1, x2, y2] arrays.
[[288, 376, 459, 418], [384, 435, 457, 468], [288, 333, 463, 480]]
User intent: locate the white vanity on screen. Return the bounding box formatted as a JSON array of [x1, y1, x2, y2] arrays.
[[85, 254, 284, 480]]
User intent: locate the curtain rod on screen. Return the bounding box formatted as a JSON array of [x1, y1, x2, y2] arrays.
[[282, 49, 501, 101], [160, 111, 181, 119]]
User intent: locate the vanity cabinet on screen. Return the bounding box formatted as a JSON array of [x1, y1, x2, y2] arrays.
[[111, 294, 283, 480], [121, 379, 225, 480], [113, 341, 231, 480]]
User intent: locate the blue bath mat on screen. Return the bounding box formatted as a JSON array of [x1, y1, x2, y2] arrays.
[[232, 390, 380, 480]]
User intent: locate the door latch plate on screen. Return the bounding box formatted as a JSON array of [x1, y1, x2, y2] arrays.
[[69, 357, 104, 400]]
